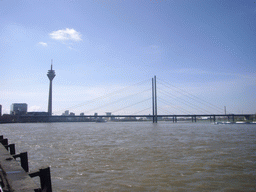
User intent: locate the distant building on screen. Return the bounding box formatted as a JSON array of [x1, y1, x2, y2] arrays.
[[0, 105, 2, 116], [92, 113, 98, 120], [70, 112, 75, 116], [10, 103, 27, 115], [105, 112, 115, 120], [105, 112, 111, 120], [80, 113, 84, 116], [62, 110, 69, 116]]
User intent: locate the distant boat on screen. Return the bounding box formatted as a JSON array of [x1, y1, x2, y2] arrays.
[[214, 122, 233, 124], [214, 121, 256, 125], [235, 122, 256, 124]]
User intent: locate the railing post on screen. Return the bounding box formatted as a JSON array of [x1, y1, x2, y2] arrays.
[[30, 167, 52, 192], [0, 138, 8, 146], [13, 152, 29, 172], [5, 143, 16, 155], [40, 167, 52, 192]]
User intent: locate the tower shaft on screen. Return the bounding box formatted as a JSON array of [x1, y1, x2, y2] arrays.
[[47, 64, 56, 116], [48, 80, 53, 116]]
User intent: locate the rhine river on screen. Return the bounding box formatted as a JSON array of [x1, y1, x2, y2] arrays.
[[1, 122, 255, 191]]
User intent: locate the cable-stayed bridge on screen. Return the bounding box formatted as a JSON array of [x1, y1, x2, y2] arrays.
[[58, 76, 225, 115], [46, 76, 254, 123]]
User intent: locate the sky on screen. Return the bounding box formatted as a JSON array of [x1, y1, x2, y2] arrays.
[[1, 0, 255, 115]]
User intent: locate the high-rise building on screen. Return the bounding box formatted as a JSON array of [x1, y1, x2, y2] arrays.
[[65, 110, 69, 116], [47, 63, 56, 116], [0, 105, 2, 116], [10, 103, 27, 115], [62, 110, 69, 116]]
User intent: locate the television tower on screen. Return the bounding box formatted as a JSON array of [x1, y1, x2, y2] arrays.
[[47, 61, 56, 116]]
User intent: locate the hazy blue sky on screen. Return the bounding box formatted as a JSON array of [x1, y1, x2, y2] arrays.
[[1, 0, 255, 115]]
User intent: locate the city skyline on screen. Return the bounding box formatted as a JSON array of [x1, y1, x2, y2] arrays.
[[1, 1, 256, 115]]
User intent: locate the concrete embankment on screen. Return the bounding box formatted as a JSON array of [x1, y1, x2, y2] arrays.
[[0, 144, 38, 191], [0, 136, 52, 192]]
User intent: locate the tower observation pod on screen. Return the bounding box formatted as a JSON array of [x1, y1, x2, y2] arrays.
[[47, 63, 56, 116]]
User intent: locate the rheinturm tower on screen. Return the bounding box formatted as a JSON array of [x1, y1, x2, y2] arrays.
[[47, 63, 56, 116]]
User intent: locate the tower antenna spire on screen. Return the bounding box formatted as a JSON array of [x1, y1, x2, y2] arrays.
[[51, 59, 53, 70]]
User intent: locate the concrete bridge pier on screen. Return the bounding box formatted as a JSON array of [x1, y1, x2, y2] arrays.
[[192, 115, 197, 123], [173, 116, 177, 123]]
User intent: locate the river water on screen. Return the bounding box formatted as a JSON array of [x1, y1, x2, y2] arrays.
[[0, 122, 255, 191]]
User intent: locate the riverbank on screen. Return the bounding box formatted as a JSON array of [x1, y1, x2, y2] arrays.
[[0, 142, 38, 191], [0, 135, 52, 192]]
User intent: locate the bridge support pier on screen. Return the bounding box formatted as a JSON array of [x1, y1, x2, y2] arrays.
[[172, 116, 177, 123], [191, 115, 197, 123]]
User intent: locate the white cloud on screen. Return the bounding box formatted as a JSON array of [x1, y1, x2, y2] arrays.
[[49, 28, 82, 41], [38, 42, 48, 47]]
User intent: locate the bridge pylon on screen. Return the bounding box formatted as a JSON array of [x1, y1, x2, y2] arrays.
[[152, 76, 157, 123]]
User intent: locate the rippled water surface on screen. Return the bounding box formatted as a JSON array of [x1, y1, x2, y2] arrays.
[[1, 122, 256, 191]]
